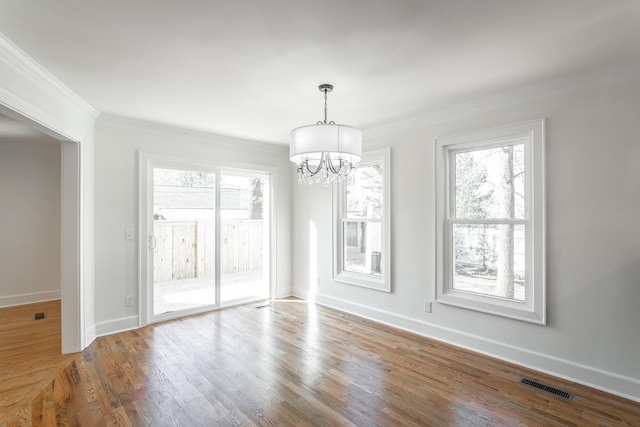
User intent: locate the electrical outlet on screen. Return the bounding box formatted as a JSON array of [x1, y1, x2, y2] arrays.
[[424, 301, 432, 313], [125, 295, 134, 306], [317, 277, 321, 286], [125, 229, 134, 241]]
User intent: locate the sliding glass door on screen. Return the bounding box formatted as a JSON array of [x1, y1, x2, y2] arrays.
[[153, 168, 217, 315], [220, 174, 270, 303], [142, 156, 272, 323]]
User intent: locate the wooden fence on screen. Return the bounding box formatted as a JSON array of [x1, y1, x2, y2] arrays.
[[153, 220, 264, 282]]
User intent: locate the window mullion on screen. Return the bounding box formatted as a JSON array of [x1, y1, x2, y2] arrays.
[[450, 218, 527, 225]]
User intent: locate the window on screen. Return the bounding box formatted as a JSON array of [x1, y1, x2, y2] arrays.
[[436, 120, 545, 323], [334, 148, 390, 291]]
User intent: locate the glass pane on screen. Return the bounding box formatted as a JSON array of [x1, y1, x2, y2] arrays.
[[153, 168, 216, 315], [452, 223, 525, 301], [455, 143, 525, 220], [346, 164, 383, 219], [221, 174, 269, 302], [343, 221, 382, 276]]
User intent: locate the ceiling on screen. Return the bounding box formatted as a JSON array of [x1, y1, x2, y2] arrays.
[[1, 0, 639, 145]]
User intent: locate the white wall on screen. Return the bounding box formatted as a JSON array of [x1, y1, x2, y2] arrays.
[[292, 73, 640, 401], [93, 117, 292, 331], [0, 140, 61, 306]]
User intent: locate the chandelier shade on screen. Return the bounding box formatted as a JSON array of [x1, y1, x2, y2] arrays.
[[289, 123, 362, 164], [289, 84, 362, 185]]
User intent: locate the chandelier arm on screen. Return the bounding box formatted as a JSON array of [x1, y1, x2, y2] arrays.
[[326, 154, 350, 175], [303, 155, 326, 177], [326, 155, 340, 175]]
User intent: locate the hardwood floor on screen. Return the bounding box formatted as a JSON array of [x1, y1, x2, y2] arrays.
[[5, 299, 640, 426], [0, 300, 74, 425]]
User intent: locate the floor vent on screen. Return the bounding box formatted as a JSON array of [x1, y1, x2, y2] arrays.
[[519, 376, 574, 401], [255, 302, 271, 309]]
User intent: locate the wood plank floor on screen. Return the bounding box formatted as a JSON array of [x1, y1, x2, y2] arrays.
[[0, 300, 74, 425], [6, 299, 640, 426]]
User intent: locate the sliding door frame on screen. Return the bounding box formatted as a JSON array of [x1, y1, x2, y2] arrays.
[[139, 152, 276, 327]]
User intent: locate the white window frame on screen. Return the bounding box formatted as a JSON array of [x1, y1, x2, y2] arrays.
[[435, 120, 545, 324], [333, 148, 391, 292]]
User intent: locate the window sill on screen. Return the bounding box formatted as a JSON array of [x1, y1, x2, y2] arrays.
[[436, 290, 545, 324], [334, 271, 390, 292]]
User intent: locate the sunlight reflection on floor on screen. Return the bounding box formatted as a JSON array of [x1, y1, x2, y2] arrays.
[[154, 271, 267, 314]]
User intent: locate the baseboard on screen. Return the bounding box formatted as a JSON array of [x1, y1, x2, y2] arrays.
[[276, 289, 294, 299], [0, 290, 61, 308], [95, 316, 139, 337], [85, 323, 96, 349], [291, 286, 309, 300], [300, 291, 640, 403]]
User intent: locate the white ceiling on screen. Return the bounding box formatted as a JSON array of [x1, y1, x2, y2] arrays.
[[1, 0, 639, 145]]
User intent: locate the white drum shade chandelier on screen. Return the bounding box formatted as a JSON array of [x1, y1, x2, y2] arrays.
[[290, 84, 362, 185]]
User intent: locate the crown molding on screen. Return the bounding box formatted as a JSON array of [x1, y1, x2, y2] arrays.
[[363, 60, 640, 141], [98, 114, 289, 155], [0, 32, 99, 121]]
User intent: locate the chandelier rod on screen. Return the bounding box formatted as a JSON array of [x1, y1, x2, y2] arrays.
[[318, 84, 334, 125], [323, 87, 328, 124]]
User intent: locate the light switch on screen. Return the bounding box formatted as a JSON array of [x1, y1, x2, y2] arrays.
[[125, 229, 134, 241]]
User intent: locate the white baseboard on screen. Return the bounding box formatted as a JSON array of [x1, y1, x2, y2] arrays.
[[276, 289, 293, 299], [0, 290, 61, 308], [85, 324, 97, 348], [95, 315, 140, 337], [292, 289, 640, 403], [292, 286, 309, 300]]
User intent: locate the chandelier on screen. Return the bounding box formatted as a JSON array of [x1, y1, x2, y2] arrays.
[[290, 84, 362, 185]]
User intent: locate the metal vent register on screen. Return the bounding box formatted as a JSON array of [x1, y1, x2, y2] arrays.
[[519, 377, 574, 401]]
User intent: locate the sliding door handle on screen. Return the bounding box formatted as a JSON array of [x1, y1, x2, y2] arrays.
[[149, 235, 157, 250]]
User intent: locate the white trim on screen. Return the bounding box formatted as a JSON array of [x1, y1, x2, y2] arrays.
[[435, 119, 545, 324], [292, 286, 310, 300], [61, 140, 83, 352], [95, 316, 140, 337], [0, 290, 61, 308], [0, 35, 97, 119], [333, 148, 391, 292], [267, 170, 279, 301], [309, 293, 640, 403], [85, 323, 96, 346]]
